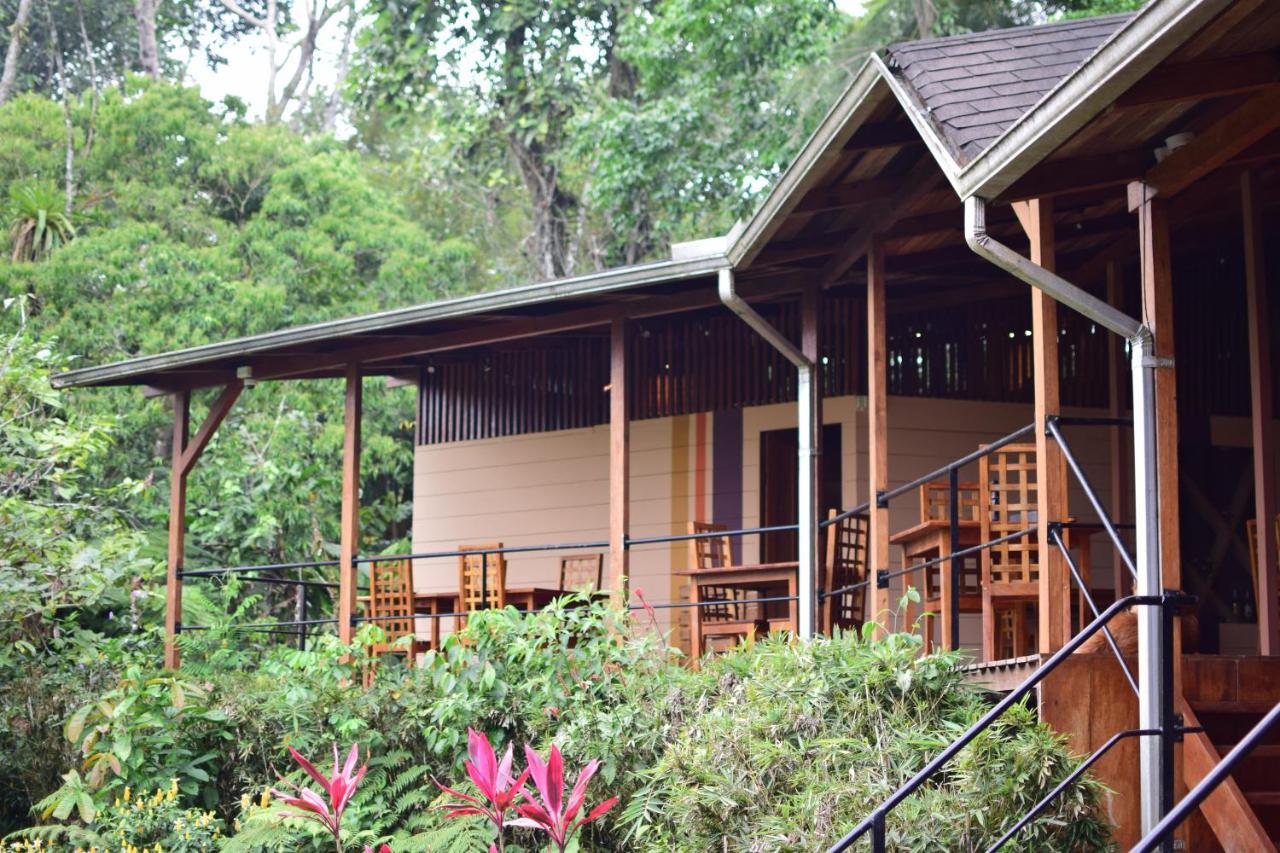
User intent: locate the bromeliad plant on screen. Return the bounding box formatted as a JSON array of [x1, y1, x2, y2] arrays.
[[436, 729, 617, 853], [270, 743, 367, 853]]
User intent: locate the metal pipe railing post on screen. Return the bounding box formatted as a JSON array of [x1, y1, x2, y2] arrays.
[[481, 551, 489, 610], [1159, 591, 1177, 853], [1132, 327, 1165, 837], [948, 466, 961, 651], [871, 812, 886, 853]]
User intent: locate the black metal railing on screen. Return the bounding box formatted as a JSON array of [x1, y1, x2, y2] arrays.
[[1131, 700, 1280, 853], [826, 593, 1172, 853]]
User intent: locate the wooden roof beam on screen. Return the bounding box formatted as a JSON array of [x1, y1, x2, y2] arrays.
[[1144, 86, 1280, 199], [794, 177, 900, 214], [1115, 51, 1280, 107], [819, 160, 944, 286]]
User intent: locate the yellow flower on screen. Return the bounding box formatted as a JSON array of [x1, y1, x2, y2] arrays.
[[239, 794, 250, 811], [122, 787, 131, 803], [259, 789, 269, 808]]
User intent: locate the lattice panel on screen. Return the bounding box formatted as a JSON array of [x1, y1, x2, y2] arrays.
[[826, 511, 869, 629], [559, 554, 603, 594], [368, 559, 416, 643], [980, 444, 1040, 585], [458, 544, 506, 612], [920, 481, 981, 523]]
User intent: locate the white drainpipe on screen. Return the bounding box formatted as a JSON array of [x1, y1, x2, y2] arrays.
[[718, 268, 818, 640], [964, 196, 1166, 835]]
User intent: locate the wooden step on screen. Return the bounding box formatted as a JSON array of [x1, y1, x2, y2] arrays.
[[1180, 700, 1278, 851]]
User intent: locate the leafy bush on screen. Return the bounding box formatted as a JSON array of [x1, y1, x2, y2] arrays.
[[13, 599, 1111, 851]]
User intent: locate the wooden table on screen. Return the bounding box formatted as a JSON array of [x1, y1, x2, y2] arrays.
[[891, 520, 982, 651], [674, 562, 798, 658], [360, 587, 574, 649]]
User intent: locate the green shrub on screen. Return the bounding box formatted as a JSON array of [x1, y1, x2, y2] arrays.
[[13, 601, 1112, 851]]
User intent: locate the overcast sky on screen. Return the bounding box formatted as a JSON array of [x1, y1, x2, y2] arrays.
[[186, 0, 869, 121]]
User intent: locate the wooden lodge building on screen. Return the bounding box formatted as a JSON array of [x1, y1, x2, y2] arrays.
[[54, 0, 1280, 846]]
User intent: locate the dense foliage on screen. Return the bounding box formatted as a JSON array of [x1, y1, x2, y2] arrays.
[[6, 597, 1112, 851]]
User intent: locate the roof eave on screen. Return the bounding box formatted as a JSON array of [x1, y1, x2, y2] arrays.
[[51, 252, 731, 389], [951, 0, 1236, 201]]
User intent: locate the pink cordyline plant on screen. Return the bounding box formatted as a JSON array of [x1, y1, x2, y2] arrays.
[[435, 728, 530, 853], [511, 743, 618, 853], [271, 743, 367, 853]]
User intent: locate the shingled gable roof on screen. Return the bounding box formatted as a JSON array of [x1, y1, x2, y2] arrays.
[[883, 14, 1134, 164]]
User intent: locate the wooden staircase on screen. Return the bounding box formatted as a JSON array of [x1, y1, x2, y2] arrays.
[[1181, 698, 1279, 851]]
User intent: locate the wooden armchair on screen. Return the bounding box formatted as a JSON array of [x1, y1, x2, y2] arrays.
[[979, 444, 1047, 660], [919, 481, 982, 652], [822, 509, 869, 634], [362, 558, 428, 687], [688, 521, 760, 653], [559, 553, 603, 595], [458, 543, 506, 627]]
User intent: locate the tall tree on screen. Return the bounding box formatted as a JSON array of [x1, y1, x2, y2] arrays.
[[0, 0, 33, 103], [132, 0, 159, 75], [357, 0, 625, 280], [219, 0, 352, 123]]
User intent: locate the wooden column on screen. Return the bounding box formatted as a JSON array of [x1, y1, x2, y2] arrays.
[[1131, 182, 1181, 595], [608, 316, 630, 603], [1107, 261, 1130, 598], [164, 390, 190, 670], [338, 365, 362, 646], [163, 380, 243, 669], [1020, 198, 1070, 653], [1243, 170, 1278, 655], [868, 237, 890, 635]]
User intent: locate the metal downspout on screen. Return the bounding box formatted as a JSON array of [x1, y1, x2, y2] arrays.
[[964, 196, 1167, 836], [718, 268, 818, 640]]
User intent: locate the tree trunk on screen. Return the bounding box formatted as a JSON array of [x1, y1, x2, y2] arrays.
[[43, 0, 73, 216], [322, 3, 356, 132], [0, 0, 33, 105], [73, 0, 98, 155], [911, 0, 936, 39], [133, 0, 161, 78]]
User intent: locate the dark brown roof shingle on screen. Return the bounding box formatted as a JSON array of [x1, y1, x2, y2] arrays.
[[885, 14, 1133, 163]]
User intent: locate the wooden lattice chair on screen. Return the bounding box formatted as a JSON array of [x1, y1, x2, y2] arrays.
[[458, 543, 506, 629], [979, 444, 1045, 660], [919, 481, 982, 652], [559, 553, 603, 595], [688, 520, 760, 652], [1247, 514, 1280, 618], [822, 509, 869, 634], [919, 481, 982, 523], [362, 558, 428, 687]]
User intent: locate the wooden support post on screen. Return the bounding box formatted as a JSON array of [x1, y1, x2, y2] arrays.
[[1131, 182, 1182, 596], [1020, 198, 1070, 653], [1243, 170, 1278, 655], [338, 365, 362, 647], [1107, 261, 1130, 599], [609, 316, 630, 604], [164, 390, 190, 670], [163, 380, 244, 669], [868, 237, 890, 636]]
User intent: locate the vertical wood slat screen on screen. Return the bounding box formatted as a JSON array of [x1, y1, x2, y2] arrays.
[[415, 281, 1254, 445]]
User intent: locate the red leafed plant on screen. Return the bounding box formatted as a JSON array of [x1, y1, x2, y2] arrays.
[[510, 743, 618, 853], [271, 743, 367, 853], [435, 728, 530, 853]]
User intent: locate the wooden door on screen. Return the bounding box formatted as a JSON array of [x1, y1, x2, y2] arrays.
[[760, 424, 842, 564]]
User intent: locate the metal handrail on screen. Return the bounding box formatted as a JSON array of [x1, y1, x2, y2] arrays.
[[1046, 416, 1137, 581], [878, 422, 1036, 506], [1132, 700, 1280, 853], [1049, 524, 1138, 696], [827, 594, 1163, 853], [987, 727, 1160, 852]]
